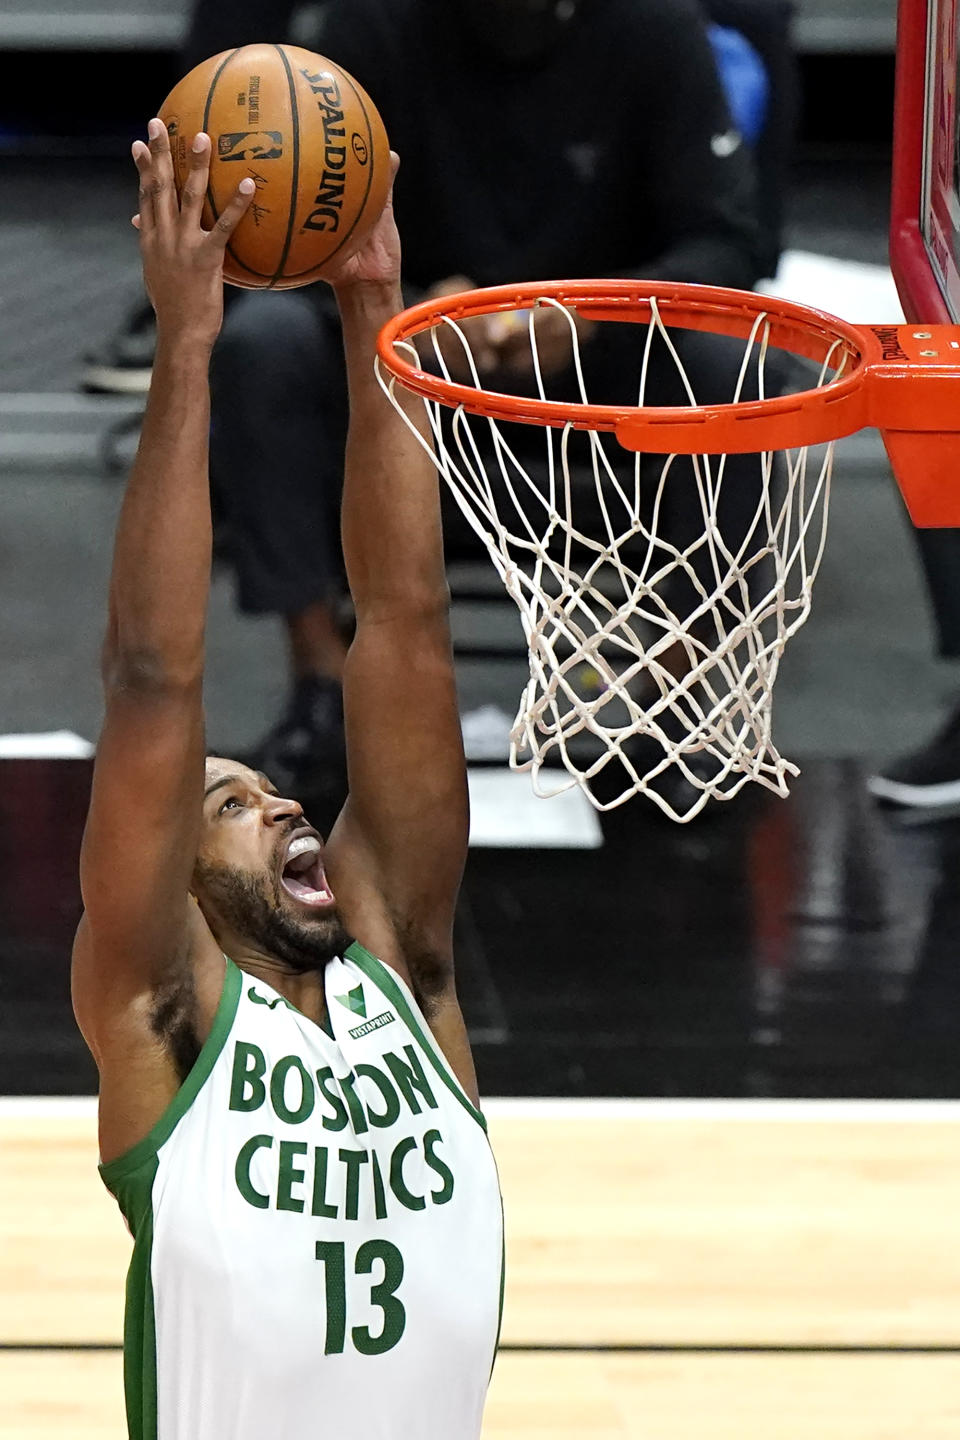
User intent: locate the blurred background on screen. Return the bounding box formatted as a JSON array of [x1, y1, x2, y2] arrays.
[[5, 0, 960, 1103], [7, 4, 960, 1438]]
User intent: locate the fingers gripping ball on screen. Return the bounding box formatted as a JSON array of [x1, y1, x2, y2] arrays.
[[159, 44, 391, 288]]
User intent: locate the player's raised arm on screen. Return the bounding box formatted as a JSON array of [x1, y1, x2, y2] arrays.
[[72, 123, 254, 1061], [321, 161, 471, 1056]]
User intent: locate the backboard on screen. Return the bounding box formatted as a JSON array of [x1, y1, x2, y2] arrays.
[[892, 0, 960, 320]]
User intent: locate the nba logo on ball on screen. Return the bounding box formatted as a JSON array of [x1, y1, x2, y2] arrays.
[[159, 43, 391, 289], [218, 131, 283, 162]]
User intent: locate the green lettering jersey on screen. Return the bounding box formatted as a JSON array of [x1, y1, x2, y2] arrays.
[[100, 942, 504, 1440]]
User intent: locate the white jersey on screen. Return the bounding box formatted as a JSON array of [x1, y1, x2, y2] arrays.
[[101, 942, 504, 1440]]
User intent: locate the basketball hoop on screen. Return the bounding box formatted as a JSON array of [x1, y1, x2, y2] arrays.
[[376, 280, 960, 820]]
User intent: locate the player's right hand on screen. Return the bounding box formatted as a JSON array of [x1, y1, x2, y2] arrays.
[[131, 118, 255, 347], [322, 152, 402, 293]]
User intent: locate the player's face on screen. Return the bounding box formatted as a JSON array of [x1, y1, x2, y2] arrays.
[[450, 0, 585, 63], [191, 757, 348, 969]]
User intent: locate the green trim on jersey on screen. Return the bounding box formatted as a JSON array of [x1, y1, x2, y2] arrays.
[[493, 1219, 506, 1377], [117, 1158, 159, 1440], [99, 960, 243, 1440], [99, 959, 243, 1188], [346, 944, 509, 1370], [345, 944, 504, 1366], [345, 942, 488, 1132]]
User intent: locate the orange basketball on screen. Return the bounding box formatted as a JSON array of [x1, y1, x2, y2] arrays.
[[158, 44, 391, 289]]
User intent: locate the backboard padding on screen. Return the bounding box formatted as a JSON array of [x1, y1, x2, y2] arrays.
[[893, 0, 960, 321]]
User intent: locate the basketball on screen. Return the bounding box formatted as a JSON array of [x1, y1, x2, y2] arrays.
[[158, 44, 391, 289]]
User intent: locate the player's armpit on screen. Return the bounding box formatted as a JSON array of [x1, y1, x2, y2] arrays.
[[75, 895, 227, 1162], [420, 986, 481, 1110]]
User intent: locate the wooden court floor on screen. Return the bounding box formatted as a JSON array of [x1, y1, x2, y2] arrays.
[[3, 1099, 960, 1437]]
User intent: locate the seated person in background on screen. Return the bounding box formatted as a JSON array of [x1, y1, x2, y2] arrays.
[[703, 0, 797, 288], [209, 0, 769, 803]]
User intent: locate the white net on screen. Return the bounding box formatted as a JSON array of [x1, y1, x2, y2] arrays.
[[377, 295, 846, 821]]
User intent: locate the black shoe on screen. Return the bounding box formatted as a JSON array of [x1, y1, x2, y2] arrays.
[[80, 301, 156, 394], [867, 702, 960, 809], [243, 674, 346, 802]]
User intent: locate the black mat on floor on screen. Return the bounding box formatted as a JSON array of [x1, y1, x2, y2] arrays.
[[3, 757, 960, 1099]]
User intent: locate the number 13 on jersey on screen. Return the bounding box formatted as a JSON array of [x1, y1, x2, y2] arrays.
[[316, 1238, 406, 1355]]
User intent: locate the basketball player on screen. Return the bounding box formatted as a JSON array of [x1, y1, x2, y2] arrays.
[[71, 121, 503, 1440]]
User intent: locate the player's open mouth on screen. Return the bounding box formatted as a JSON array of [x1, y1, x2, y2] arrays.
[[280, 834, 336, 908]]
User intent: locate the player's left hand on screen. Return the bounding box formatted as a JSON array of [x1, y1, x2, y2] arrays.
[[322, 152, 402, 292], [132, 119, 255, 348]]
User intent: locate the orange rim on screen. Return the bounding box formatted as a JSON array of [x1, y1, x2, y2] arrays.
[[377, 279, 960, 525], [376, 279, 881, 455]]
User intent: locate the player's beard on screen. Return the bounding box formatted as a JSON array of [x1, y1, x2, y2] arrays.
[[193, 857, 351, 973]]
